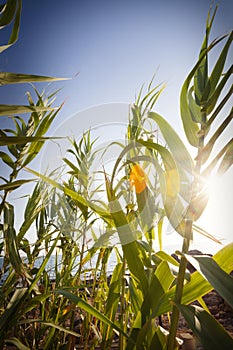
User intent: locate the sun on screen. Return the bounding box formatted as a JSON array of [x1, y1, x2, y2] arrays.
[[195, 169, 233, 253]]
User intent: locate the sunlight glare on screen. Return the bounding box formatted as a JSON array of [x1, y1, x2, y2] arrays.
[[195, 169, 233, 253]]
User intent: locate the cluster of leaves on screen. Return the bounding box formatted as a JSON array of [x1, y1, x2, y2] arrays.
[[0, 1, 233, 350]]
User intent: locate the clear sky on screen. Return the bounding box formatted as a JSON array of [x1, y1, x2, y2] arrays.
[[1, 0, 232, 253]]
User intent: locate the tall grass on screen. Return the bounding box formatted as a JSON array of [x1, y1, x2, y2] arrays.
[[0, 1, 233, 349]]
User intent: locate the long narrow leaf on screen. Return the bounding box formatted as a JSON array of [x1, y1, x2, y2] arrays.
[[191, 255, 233, 309], [180, 34, 227, 146], [0, 179, 34, 191], [204, 64, 233, 114], [0, 135, 62, 146], [26, 167, 112, 222], [0, 288, 27, 340], [203, 31, 233, 99], [196, 110, 233, 164], [0, 0, 21, 54], [28, 233, 60, 293], [0, 72, 69, 85], [4, 337, 31, 350], [148, 112, 193, 172], [54, 289, 128, 338], [0, 104, 57, 116], [155, 243, 233, 316], [218, 139, 233, 174], [0, 0, 17, 27], [178, 305, 233, 350]]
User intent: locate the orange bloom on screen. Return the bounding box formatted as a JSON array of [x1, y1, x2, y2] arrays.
[[130, 164, 147, 193]]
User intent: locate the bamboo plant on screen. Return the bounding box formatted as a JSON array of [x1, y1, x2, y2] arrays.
[[0, 1, 233, 349]]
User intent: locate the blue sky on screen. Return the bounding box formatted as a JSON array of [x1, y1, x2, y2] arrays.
[[1, 0, 232, 120], [1, 0, 232, 252]]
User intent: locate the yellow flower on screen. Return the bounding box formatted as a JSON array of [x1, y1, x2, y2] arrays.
[[130, 164, 147, 193]]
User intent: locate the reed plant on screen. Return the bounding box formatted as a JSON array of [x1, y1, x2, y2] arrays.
[[0, 1, 233, 349]]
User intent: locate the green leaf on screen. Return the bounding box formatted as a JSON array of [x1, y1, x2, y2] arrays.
[[188, 86, 202, 123], [149, 326, 181, 350], [214, 242, 233, 271], [7, 0, 21, 45], [139, 81, 166, 111], [204, 64, 233, 114], [149, 326, 167, 350], [21, 107, 62, 167], [218, 139, 233, 174], [135, 186, 155, 232], [137, 140, 187, 236], [178, 305, 233, 350], [196, 110, 233, 165], [206, 85, 233, 129], [193, 224, 222, 244], [18, 319, 81, 338], [148, 261, 175, 314], [102, 263, 123, 343], [0, 104, 57, 116], [3, 203, 24, 275], [203, 31, 233, 100], [0, 0, 17, 27], [54, 289, 128, 338], [191, 255, 233, 309], [93, 228, 117, 248], [180, 75, 200, 147], [0, 151, 14, 168], [193, 5, 218, 104], [0, 0, 22, 54], [154, 250, 179, 267], [148, 112, 193, 173], [0, 135, 61, 146], [5, 337, 31, 350], [155, 243, 233, 316], [180, 32, 227, 146], [105, 172, 149, 294], [157, 218, 163, 251], [201, 139, 232, 178], [0, 179, 34, 191], [0, 72, 69, 85], [105, 263, 122, 316], [0, 288, 27, 342], [26, 167, 112, 223], [28, 233, 61, 294]]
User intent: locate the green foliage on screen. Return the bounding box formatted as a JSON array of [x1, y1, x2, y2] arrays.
[[177, 305, 233, 350], [0, 0, 21, 53], [0, 2, 232, 350]]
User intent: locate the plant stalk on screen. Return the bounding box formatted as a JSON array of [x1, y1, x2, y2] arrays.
[[167, 111, 206, 349], [166, 219, 193, 349]]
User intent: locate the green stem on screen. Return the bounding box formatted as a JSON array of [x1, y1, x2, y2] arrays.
[[166, 219, 193, 350], [119, 258, 126, 350], [167, 111, 206, 349]]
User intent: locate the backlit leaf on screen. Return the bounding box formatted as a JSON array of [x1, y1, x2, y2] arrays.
[[218, 139, 233, 174], [0, 135, 61, 146], [0, 104, 56, 116], [203, 31, 233, 99], [178, 305, 233, 350], [0, 72, 69, 85], [54, 289, 128, 338], [192, 255, 233, 309], [148, 112, 193, 172], [0, 179, 34, 191]]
